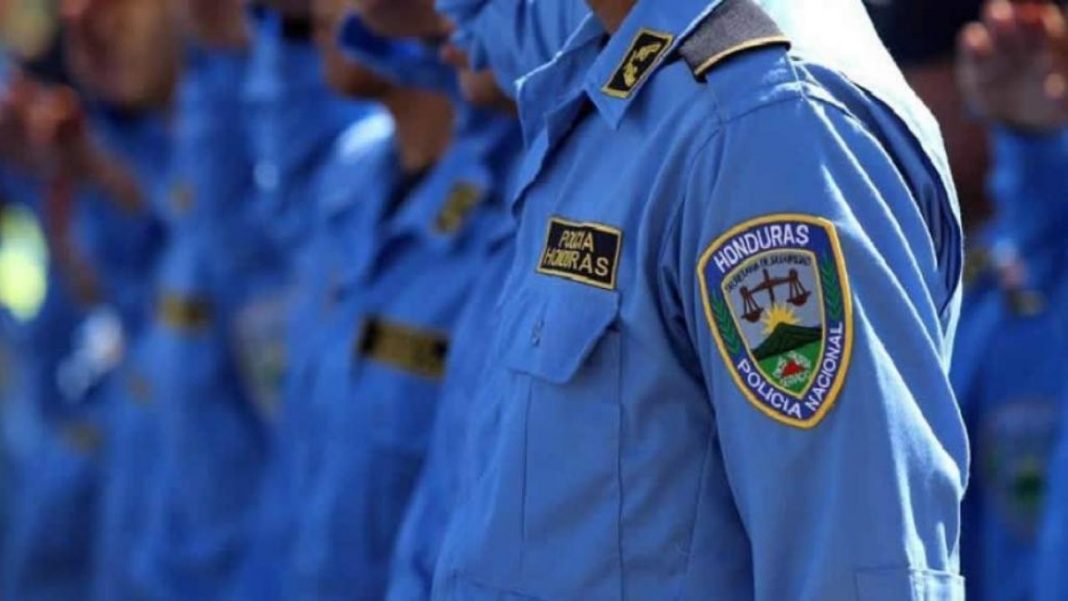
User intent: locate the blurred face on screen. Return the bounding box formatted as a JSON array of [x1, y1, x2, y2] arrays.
[[350, 0, 449, 38], [312, 0, 394, 98], [62, 0, 180, 110]]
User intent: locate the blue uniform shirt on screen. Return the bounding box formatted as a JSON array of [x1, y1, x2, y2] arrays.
[[245, 8, 370, 261], [432, 1, 966, 599], [5, 109, 169, 601], [88, 111, 172, 601], [991, 129, 1068, 601], [133, 46, 275, 601], [231, 16, 377, 600], [290, 108, 519, 600], [385, 235, 515, 601]]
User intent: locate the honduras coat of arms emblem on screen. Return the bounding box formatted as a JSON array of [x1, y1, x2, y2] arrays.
[[699, 214, 854, 428]]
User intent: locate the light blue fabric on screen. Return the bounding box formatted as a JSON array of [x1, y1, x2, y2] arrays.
[[289, 107, 519, 600], [985, 128, 1068, 601], [385, 235, 514, 601], [234, 113, 395, 601], [244, 8, 371, 263], [130, 46, 275, 601], [4, 107, 169, 601], [86, 111, 171, 601], [231, 13, 380, 596], [432, 1, 966, 599]]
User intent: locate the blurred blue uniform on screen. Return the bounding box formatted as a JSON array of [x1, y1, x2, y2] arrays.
[[385, 235, 514, 601], [5, 107, 167, 601], [245, 8, 370, 264], [87, 110, 172, 601], [987, 129, 1068, 601], [290, 104, 519, 600], [432, 0, 966, 599], [131, 45, 278, 600], [232, 12, 372, 600], [434, 0, 589, 97], [385, 3, 581, 597]]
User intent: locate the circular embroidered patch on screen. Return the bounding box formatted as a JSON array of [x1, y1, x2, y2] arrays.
[[698, 214, 854, 428]]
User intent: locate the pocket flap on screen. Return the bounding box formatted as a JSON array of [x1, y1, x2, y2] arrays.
[[502, 286, 619, 385]]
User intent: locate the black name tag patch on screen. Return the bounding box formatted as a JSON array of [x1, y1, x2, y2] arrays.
[[603, 28, 675, 99], [357, 318, 449, 380], [158, 293, 213, 332], [537, 217, 622, 290]]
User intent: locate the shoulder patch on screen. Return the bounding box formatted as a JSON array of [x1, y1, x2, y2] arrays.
[[679, 0, 790, 79], [537, 216, 622, 290], [602, 28, 674, 99], [698, 215, 853, 429]]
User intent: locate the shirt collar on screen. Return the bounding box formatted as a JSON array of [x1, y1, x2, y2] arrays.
[[389, 107, 517, 250], [583, 0, 725, 128], [517, 0, 726, 134]]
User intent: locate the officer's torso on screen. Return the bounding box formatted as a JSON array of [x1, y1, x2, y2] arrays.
[[440, 16, 956, 601]]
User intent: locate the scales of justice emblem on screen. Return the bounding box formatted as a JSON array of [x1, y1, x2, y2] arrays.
[[700, 215, 853, 428]]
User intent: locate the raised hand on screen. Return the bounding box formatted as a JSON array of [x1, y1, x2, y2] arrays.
[[958, 0, 1068, 130]]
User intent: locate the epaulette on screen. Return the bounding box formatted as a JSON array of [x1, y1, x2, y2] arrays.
[[678, 0, 791, 80]]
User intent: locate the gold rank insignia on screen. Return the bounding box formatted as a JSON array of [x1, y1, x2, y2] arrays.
[[537, 217, 622, 290], [435, 181, 483, 234], [603, 28, 675, 99], [356, 318, 450, 380], [157, 293, 213, 333]]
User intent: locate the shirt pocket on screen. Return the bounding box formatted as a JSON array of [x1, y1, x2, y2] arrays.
[[501, 285, 624, 601]]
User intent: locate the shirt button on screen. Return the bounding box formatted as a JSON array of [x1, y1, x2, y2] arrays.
[[531, 319, 544, 347]]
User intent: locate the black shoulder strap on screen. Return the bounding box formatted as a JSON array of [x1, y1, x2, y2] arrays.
[[678, 0, 791, 79]]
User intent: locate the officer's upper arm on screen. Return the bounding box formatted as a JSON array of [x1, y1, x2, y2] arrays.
[[673, 97, 968, 600]]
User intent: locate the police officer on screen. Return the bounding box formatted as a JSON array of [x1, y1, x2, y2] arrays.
[[284, 1, 520, 598], [124, 1, 281, 598], [430, 0, 967, 599], [0, 5, 173, 597], [231, 3, 374, 599], [385, 2, 588, 598], [955, 4, 1068, 600]]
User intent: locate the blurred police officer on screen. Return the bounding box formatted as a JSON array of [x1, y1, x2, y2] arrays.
[[232, 2, 373, 600], [0, 3, 174, 598], [384, 2, 589, 598], [954, 3, 1068, 601], [283, 1, 521, 598]]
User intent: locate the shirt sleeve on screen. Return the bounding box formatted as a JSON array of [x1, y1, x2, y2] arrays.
[[988, 127, 1068, 243], [672, 93, 968, 600]]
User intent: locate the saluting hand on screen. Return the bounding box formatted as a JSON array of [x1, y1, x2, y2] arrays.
[[349, 0, 450, 39], [958, 0, 1068, 131]]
